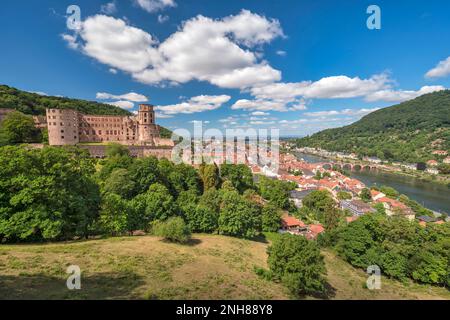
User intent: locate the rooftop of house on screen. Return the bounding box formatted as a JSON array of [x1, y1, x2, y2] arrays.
[[281, 214, 305, 228], [341, 199, 374, 211], [417, 215, 437, 223], [309, 224, 325, 235], [289, 189, 317, 200]]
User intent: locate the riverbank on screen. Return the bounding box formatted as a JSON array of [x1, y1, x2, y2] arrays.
[[290, 148, 450, 187], [292, 151, 450, 214]]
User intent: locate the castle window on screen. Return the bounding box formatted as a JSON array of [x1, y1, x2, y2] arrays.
[[61, 130, 64, 133], [61, 136, 64, 139]]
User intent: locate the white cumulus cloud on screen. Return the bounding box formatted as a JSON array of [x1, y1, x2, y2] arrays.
[[155, 95, 230, 115], [425, 56, 450, 78], [62, 11, 283, 89], [101, 1, 117, 14], [96, 92, 148, 102], [107, 100, 135, 109], [135, 0, 176, 13], [365, 85, 446, 102]]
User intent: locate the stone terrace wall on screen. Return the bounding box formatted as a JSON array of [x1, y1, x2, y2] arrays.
[[79, 145, 173, 159]]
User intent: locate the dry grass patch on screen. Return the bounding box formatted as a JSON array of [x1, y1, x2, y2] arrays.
[[0, 234, 287, 300]]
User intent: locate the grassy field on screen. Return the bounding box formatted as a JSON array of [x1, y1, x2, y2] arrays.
[[0, 234, 449, 300]]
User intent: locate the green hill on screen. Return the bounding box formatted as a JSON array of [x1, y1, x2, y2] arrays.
[[294, 90, 450, 163], [0, 84, 173, 137], [0, 85, 131, 116]]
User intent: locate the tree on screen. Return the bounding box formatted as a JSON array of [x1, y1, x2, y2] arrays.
[[98, 154, 134, 181], [130, 183, 178, 227], [129, 157, 161, 195], [220, 164, 254, 193], [0, 146, 100, 241], [360, 188, 372, 202], [218, 189, 261, 238], [258, 176, 296, 210], [322, 171, 331, 178], [199, 163, 221, 191], [380, 185, 399, 198], [373, 202, 386, 215], [261, 204, 282, 232], [191, 205, 219, 233], [323, 203, 343, 231], [168, 163, 202, 196], [313, 171, 322, 180], [437, 163, 450, 175], [337, 191, 352, 200], [177, 190, 217, 233], [336, 220, 375, 268], [99, 193, 130, 236], [380, 249, 408, 280], [103, 169, 135, 199], [301, 190, 335, 223], [152, 217, 191, 243], [0, 111, 41, 145], [267, 234, 327, 296], [409, 248, 448, 284], [105, 143, 130, 158], [198, 188, 221, 214]]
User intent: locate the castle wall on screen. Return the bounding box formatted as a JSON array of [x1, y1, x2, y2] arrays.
[[46, 104, 167, 147], [79, 145, 173, 159], [78, 114, 138, 143]]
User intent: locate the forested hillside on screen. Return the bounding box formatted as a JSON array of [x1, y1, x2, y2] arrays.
[[295, 90, 450, 163], [0, 84, 173, 138], [0, 85, 131, 116]]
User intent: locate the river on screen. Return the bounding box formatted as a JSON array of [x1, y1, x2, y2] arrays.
[[294, 152, 450, 214]]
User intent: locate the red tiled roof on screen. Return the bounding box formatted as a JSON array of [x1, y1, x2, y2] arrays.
[[309, 224, 325, 235], [371, 190, 381, 197], [281, 214, 305, 228]]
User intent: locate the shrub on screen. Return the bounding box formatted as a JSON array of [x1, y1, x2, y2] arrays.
[[152, 217, 191, 243]]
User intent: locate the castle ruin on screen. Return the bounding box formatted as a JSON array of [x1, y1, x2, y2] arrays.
[[46, 104, 173, 147]]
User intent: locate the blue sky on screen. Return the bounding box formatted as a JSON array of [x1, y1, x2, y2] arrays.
[[0, 0, 449, 136]]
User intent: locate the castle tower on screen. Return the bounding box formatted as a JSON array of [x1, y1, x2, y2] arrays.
[[138, 104, 160, 145], [46, 108, 80, 146]]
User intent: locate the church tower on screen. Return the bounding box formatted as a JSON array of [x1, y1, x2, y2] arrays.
[[138, 104, 160, 145]]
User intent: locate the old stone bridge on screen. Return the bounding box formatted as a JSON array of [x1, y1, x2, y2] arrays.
[[319, 161, 378, 171]]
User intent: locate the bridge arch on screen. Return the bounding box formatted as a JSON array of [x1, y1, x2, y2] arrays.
[[322, 163, 332, 170], [343, 163, 352, 171]]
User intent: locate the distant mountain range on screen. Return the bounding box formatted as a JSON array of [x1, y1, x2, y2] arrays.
[[0, 85, 173, 138], [294, 90, 450, 163]]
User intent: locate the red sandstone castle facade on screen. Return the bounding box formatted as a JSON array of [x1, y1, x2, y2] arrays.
[[46, 104, 173, 147]]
